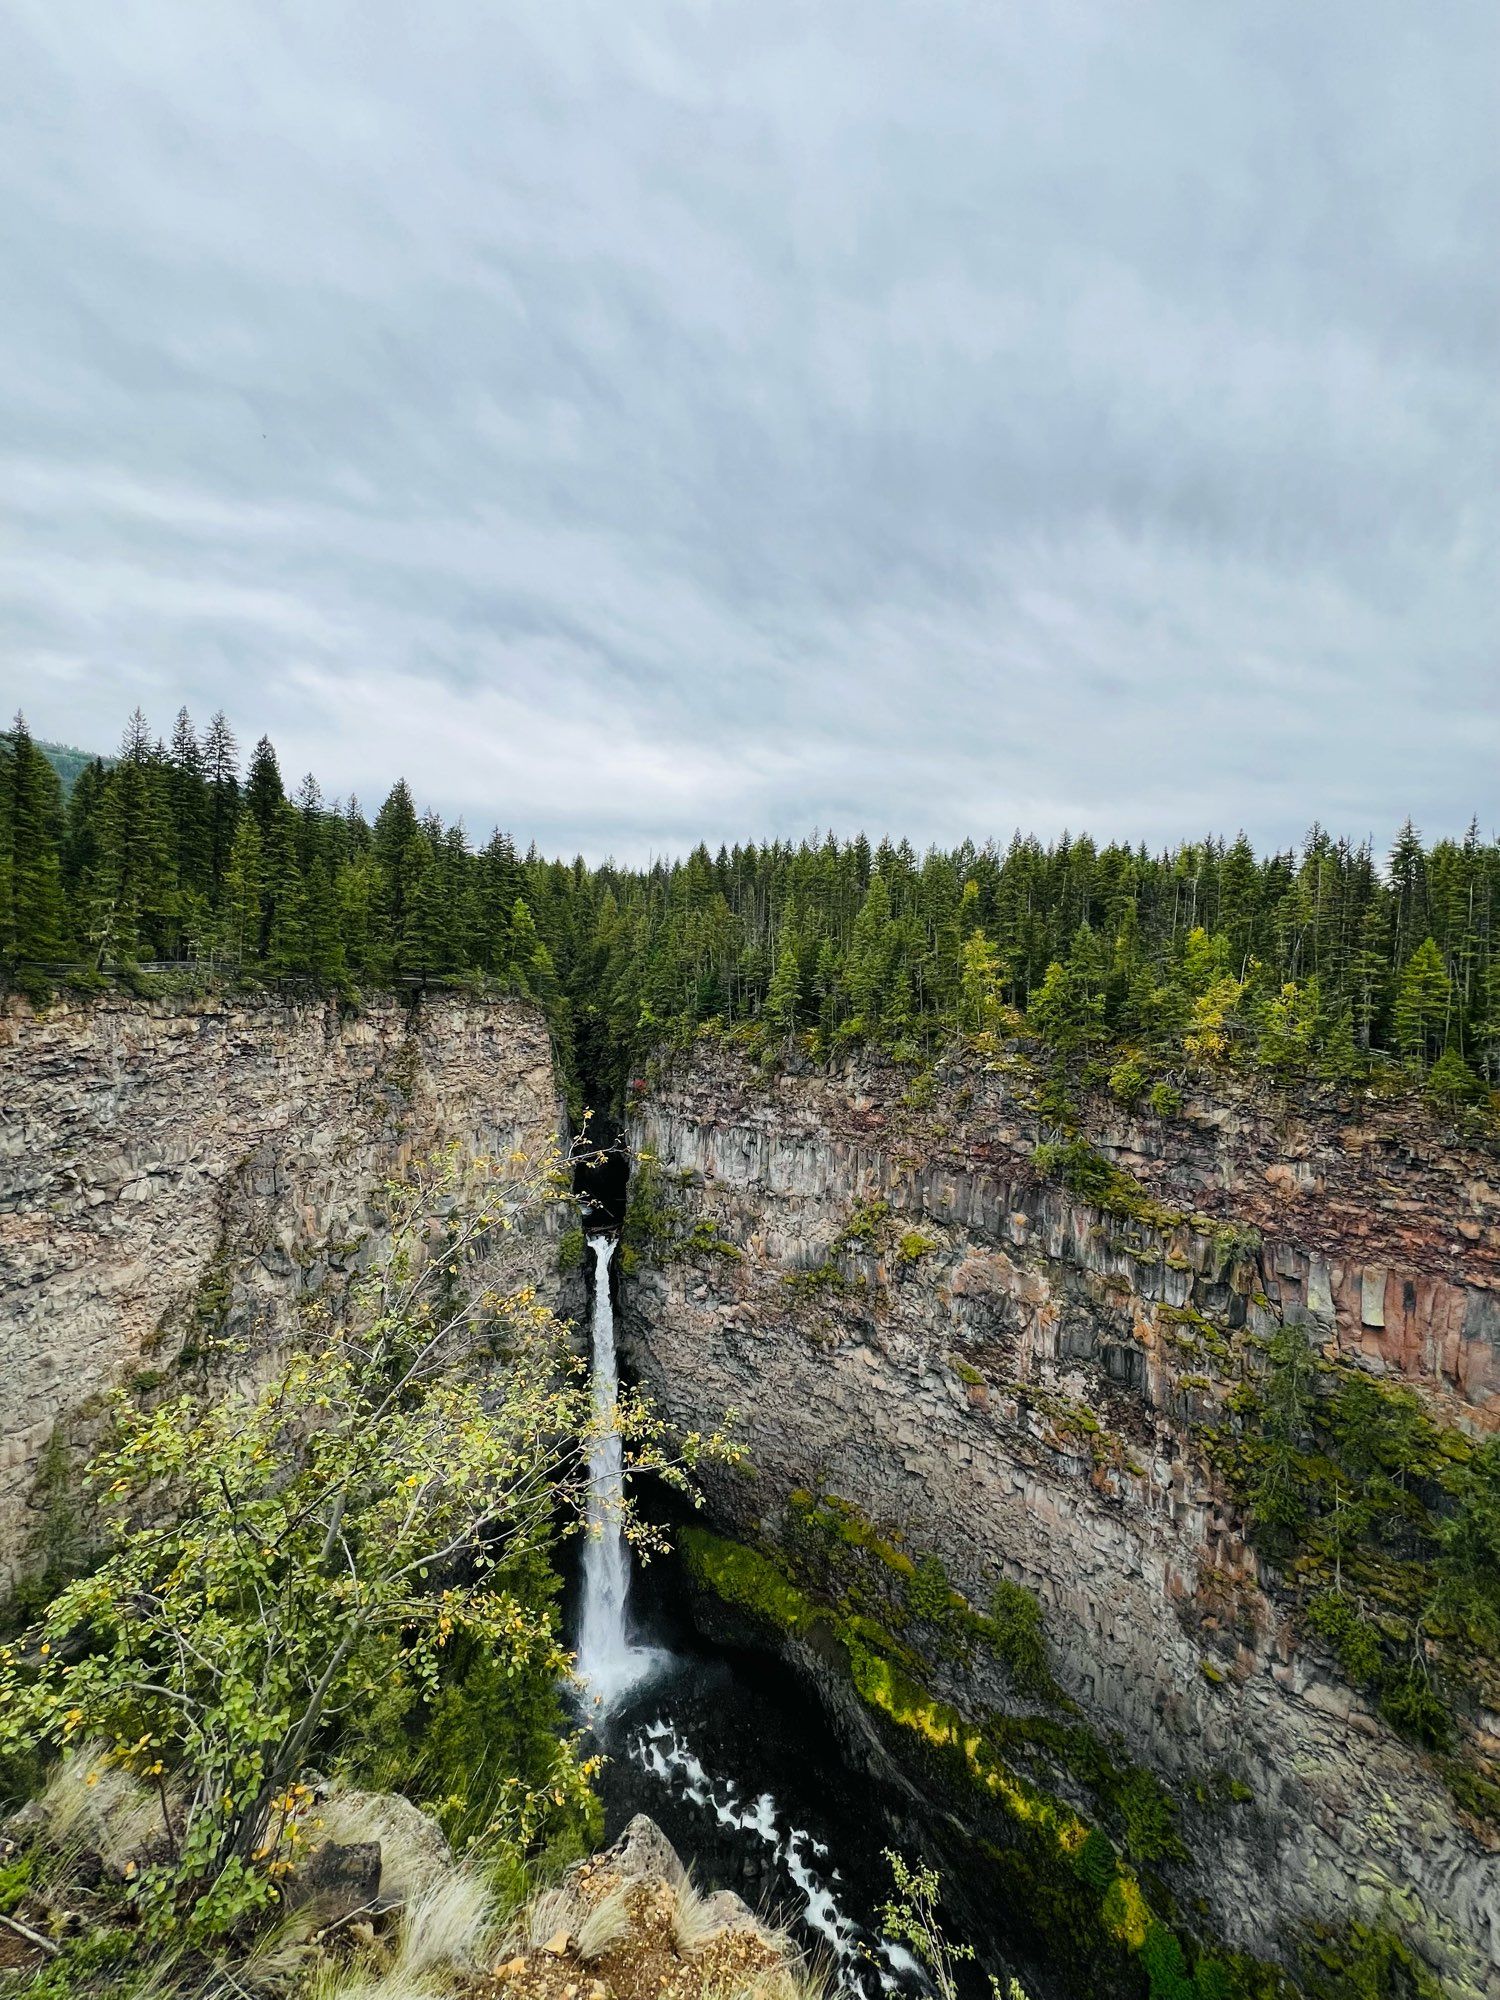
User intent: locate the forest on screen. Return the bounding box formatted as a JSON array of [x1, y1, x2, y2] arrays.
[[2, 706, 1498, 1118]]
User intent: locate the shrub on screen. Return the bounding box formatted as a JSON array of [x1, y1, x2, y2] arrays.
[[1072, 1824, 1117, 1894], [1148, 1081, 1183, 1117], [1377, 1666, 1454, 1752], [1426, 1048, 1480, 1111], [905, 1553, 955, 1626], [1141, 1922, 1196, 2000], [1305, 1593, 1382, 1688], [985, 1578, 1060, 1703], [1109, 1056, 1147, 1105]]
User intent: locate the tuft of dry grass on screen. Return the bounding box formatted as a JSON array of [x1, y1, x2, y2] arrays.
[[37, 1741, 163, 1870], [575, 1884, 632, 1963], [395, 1869, 495, 1979], [669, 1874, 719, 1959]]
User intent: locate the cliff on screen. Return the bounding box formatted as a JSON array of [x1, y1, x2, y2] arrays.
[[0, 991, 565, 1581], [623, 1037, 1500, 1997]]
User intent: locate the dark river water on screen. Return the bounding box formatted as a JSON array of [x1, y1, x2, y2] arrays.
[[562, 1192, 1051, 2000], [588, 1624, 932, 1998]]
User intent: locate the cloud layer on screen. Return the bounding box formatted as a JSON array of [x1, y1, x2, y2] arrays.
[[2, 0, 1495, 859]]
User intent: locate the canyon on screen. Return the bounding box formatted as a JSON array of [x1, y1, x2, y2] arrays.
[[622, 1036, 1500, 1997], [0, 991, 563, 1580], [3, 993, 1498, 1995]]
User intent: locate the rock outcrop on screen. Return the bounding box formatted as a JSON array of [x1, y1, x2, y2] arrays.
[[0, 991, 564, 1580], [623, 1039, 1500, 1996]]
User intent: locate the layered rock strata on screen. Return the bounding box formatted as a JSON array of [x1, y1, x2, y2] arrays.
[[623, 1040, 1500, 1996], [0, 992, 563, 1579]]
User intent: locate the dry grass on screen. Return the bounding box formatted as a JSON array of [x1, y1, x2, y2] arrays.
[[521, 1886, 579, 1953], [37, 1741, 163, 1870], [394, 1870, 495, 1979], [575, 1884, 632, 1963], [477, 1869, 792, 2000], [669, 1875, 720, 1958]]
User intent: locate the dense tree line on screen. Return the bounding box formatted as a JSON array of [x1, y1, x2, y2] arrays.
[[0, 707, 563, 1013], [3, 708, 1498, 1111]]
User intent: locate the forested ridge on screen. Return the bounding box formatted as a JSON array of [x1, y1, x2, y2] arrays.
[[3, 706, 1498, 1118]]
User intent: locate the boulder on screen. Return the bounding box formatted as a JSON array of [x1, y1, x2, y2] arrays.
[[280, 1840, 382, 1919], [315, 1786, 452, 1905], [602, 1813, 687, 1889]]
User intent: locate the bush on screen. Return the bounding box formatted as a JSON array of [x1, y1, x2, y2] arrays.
[[905, 1553, 955, 1626], [1148, 1081, 1183, 1117], [1073, 1824, 1117, 1893], [985, 1578, 1060, 1703], [1377, 1665, 1454, 1752], [1305, 1592, 1383, 1688], [1108, 1056, 1147, 1105], [1427, 1048, 1480, 1110]]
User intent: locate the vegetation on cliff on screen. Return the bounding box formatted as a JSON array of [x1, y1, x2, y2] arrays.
[[1209, 1331, 1500, 1803], [0, 1144, 727, 1987], [4, 709, 1499, 1128], [680, 1513, 1294, 2000]]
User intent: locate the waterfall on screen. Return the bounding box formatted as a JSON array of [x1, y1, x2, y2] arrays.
[[575, 1233, 661, 1716]]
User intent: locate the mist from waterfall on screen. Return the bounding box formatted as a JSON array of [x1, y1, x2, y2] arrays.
[[575, 1233, 662, 1718]]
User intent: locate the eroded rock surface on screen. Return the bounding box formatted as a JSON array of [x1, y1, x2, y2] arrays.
[[0, 991, 563, 1577], [624, 1042, 1500, 1994]]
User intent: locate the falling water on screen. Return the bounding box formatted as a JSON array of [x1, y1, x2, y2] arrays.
[[575, 1233, 662, 1716]]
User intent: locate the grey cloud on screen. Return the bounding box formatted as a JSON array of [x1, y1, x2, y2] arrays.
[[0, 0, 1495, 861]]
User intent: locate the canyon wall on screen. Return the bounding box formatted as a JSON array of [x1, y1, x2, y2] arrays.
[[0, 992, 565, 1582], [623, 1039, 1500, 1996]]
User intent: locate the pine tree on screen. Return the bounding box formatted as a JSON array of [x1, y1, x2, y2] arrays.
[[373, 781, 420, 941], [336, 852, 386, 985], [202, 711, 240, 893], [89, 724, 176, 963], [1388, 819, 1428, 970], [262, 806, 308, 978], [244, 735, 285, 841], [1473, 960, 1500, 1085], [168, 708, 210, 892], [303, 857, 347, 988], [1393, 938, 1451, 1070], [1, 714, 67, 964], [220, 815, 265, 970], [764, 916, 802, 1035], [399, 831, 447, 983], [843, 874, 893, 1027]]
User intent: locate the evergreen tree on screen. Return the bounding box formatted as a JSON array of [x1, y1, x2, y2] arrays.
[[764, 914, 802, 1035], [263, 806, 308, 978], [399, 831, 448, 983], [220, 814, 265, 970], [844, 874, 893, 1027], [202, 711, 240, 892], [1393, 938, 1451, 1070], [89, 721, 176, 963], [1, 714, 67, 964], [244, 735, 285, 841], [303, 856, 347, 988]]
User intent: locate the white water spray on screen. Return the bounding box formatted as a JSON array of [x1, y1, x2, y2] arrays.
[[627, 1717, 928, 1997], [575, 1234, 662, 1715]]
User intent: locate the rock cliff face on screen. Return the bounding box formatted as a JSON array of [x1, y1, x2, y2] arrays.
[[0, 992, 564, 1581], [623, 1041, 1500, 1997]]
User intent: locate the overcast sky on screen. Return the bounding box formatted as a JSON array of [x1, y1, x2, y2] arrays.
[[1, 2, 1496, 862]]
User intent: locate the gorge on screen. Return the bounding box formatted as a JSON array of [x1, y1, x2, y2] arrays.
[[2, 987, 1498, 1998]]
